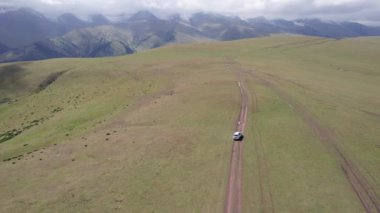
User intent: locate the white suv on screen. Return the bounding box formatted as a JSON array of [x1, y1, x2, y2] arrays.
[[232, 131, 244, 141]]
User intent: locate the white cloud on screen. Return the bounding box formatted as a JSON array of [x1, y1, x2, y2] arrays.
[[314, 0, 363, 7], [39, 0, 64, 5]]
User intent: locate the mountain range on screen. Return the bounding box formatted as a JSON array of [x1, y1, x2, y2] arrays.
[[1, 8, 380, 63]]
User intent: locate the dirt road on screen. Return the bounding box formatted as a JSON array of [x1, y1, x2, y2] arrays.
[[223, 60, 379, 212], [224, 76, 249, 213]]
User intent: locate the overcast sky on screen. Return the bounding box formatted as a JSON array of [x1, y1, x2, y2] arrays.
[[1, 0, 380, 25]]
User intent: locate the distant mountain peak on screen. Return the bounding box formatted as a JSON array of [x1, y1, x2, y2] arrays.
[[190, 12, 245, 28], [58, 13, 84, 23], [192, 12, 241, 21], [248, 16, 271, 24], [251, 16, 268, 21], [57, 13, 88, 32], [128, 10, 158, 22], [17, 7, 45, 18], [89, 14, 110, 25], [0, 7, 46, 19], [295, 18, 323, 24]]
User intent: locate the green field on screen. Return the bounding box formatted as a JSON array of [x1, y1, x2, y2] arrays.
[[0, 36, 379, 212]]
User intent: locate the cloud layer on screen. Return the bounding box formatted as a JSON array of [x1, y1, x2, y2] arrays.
[[1, 0, 379, 24]]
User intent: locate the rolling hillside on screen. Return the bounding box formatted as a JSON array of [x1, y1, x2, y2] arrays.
[[0, 36, 379, 212]]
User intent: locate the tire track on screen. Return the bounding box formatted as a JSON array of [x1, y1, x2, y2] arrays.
[[224, 58, 276, 213], [251, 91, 276, 213], [250, 70, 380, 213], [236, 38, 331, 58], [224, 59, 248, 213]]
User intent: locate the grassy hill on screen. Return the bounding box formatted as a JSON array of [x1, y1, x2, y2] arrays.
[[0, 36, 379, 212]]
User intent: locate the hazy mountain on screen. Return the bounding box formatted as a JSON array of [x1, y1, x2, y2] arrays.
[[167, 15, 210, 43], [117, 10, 208, 50], [189, 12, 254, 39], [0, 43, 9, 54], [89, 14, 111, 25], [0, 8, 60, 48], [127, 10, 158, 22], [0, 8, 113, 50], [247, 17, 380, 38], [0, 26, 135, 62], [247, 17, 283, 35], [57, 13, 89, 33], [118, 11, 176, 50], [0, 11, 208, 62], [1, 9, 380, 62]]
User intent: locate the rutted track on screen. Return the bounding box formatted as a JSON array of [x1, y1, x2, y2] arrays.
[[225, 59, 276, 213], [251, 91, 275, 213], [224, 61, 249, 213], [251, 70, 380, 213]]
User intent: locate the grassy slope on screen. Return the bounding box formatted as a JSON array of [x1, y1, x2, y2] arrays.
[[236, 36, 380, 212], [0, 46, 237, 212], [0, 36, 379, 212]]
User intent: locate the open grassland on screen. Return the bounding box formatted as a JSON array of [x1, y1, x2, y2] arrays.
[[236, 36, 380, 212], [0, 36, 379, 212], [0, 46, 238, 212]]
